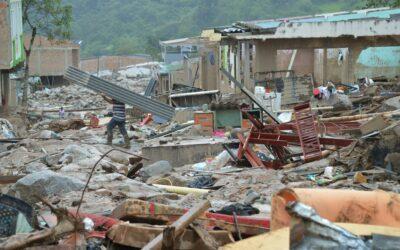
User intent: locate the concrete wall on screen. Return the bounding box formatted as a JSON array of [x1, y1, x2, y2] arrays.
[[29, 48, 79, 76], [356, 46, 400, 78], [199, 43, 219, 90], [248, 41, 400, 85], [81, 55, 151, 73], [26, 36, 80, 76], [142, 139, 225, 167], [0, 71, 17, 107], [314, 46, 400, 83], [277, 49, 314, 76]]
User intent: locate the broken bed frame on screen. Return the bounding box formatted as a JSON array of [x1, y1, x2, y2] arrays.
[[219, 67, 357, 169], [237, 102, 357, 169]]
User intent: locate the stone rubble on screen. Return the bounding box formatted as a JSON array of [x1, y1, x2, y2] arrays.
[[0, 63, 400, 249]]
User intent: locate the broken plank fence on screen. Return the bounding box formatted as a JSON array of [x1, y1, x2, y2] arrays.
[[64, 67, 175, 120]]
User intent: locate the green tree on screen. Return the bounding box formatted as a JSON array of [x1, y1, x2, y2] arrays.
[[64, 0, 364, 57], [365, 0, 400, 7], [22, 0, 72, 105]]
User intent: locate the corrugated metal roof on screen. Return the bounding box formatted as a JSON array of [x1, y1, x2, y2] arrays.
[[160, 37, 206, 46], [237, 8, 400, 31], [144, 78, 158, 97], [64, 67, 175, 120]]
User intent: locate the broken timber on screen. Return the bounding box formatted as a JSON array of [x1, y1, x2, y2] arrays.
[[142, 200, 211, 250], [111, 199, 269, 236], [64, 66, 175, 120], [220, 68, 281, 124], [107, 223, 233, 249]]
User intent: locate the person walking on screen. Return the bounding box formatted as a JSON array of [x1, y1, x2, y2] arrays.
[[101, 93, 130, 148]]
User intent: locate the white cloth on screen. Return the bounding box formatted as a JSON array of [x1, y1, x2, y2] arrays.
[[318, 86, 331, 100]]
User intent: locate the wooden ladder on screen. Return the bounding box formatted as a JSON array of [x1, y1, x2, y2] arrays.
[[294, 102, 322, 162]]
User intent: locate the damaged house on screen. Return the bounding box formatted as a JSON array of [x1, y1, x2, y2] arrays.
[[213, 7, 400, 106], [151, 37, 221, 108], [25, 35, 80, 88], [0, 0, 24, 108]]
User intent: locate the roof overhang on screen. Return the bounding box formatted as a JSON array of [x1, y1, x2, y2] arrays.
[[227, 18, 400, 41]]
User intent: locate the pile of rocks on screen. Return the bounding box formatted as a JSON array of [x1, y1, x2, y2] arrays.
[[29, 84, 104, 110]]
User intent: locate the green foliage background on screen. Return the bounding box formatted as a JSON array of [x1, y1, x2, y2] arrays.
[[66, 0, 367, 59]]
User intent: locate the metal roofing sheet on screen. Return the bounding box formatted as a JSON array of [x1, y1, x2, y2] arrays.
[[241, 8, 400, 30], [144, 78, 157, 97], [64, 67, 175, 120]]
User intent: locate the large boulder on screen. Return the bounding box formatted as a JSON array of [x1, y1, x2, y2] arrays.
[[139, 161, 172, 180], [382, 96, 400, 111], [8, 170, 85, 204], [25, 162, 48, 174], [59, 144, 102, 166]]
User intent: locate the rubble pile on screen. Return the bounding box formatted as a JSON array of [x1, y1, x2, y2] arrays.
[[29, 84, 104, 110], [2, 69, 400, 249], [29, 63, 157, 111]]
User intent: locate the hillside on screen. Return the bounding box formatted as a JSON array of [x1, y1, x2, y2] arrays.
[[66, 0, 364, 58]]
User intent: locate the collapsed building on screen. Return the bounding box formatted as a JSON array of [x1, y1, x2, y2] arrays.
[[214, 7, 400, 104], [1, 6, 400, 250]]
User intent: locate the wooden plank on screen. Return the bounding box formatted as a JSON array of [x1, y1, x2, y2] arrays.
[[111, 199, 269, 236], [337, 223, 400, 237], [107, 222, 233, 249], [142, 200, 211, 250], [161, 226, 175, 250], [221, 227, 290, 250], [0, 175, 25, 184], [220, 223, 400, 250], [190, 222, 219, 250]]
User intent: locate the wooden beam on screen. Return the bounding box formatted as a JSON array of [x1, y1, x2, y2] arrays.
[[111, 199, 269, 236], [107, 222, 234, 249], [142, 200, 211, 250], [0, 175, 25, 184], [161, 226, 176, 250], [190, 222, 219, 250]]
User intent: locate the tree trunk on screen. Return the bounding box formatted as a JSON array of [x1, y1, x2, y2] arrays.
[[22, 27, 36, 106]]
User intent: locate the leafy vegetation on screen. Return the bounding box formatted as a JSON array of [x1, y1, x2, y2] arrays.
[[22, 0, 72, 104], [365, 0, 400, 7], [66, 0, 370, 58]]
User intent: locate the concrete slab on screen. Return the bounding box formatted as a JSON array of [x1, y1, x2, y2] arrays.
[[360, 115, 389, 135], [142, 137, 231, 167]]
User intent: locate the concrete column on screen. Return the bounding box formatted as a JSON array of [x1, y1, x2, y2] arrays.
[[347, 46, 363, 83], [313, 49, 323, 84], [0, 71, 3, 107], [254, 41, 277, 79], [322, 48, 327, 84], [235, 43, 241, 93], [8, 78, 17, 107], [243, 42, 252, 91]]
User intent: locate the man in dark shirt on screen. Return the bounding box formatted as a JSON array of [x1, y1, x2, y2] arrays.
[[101, 93, 130, 148]]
